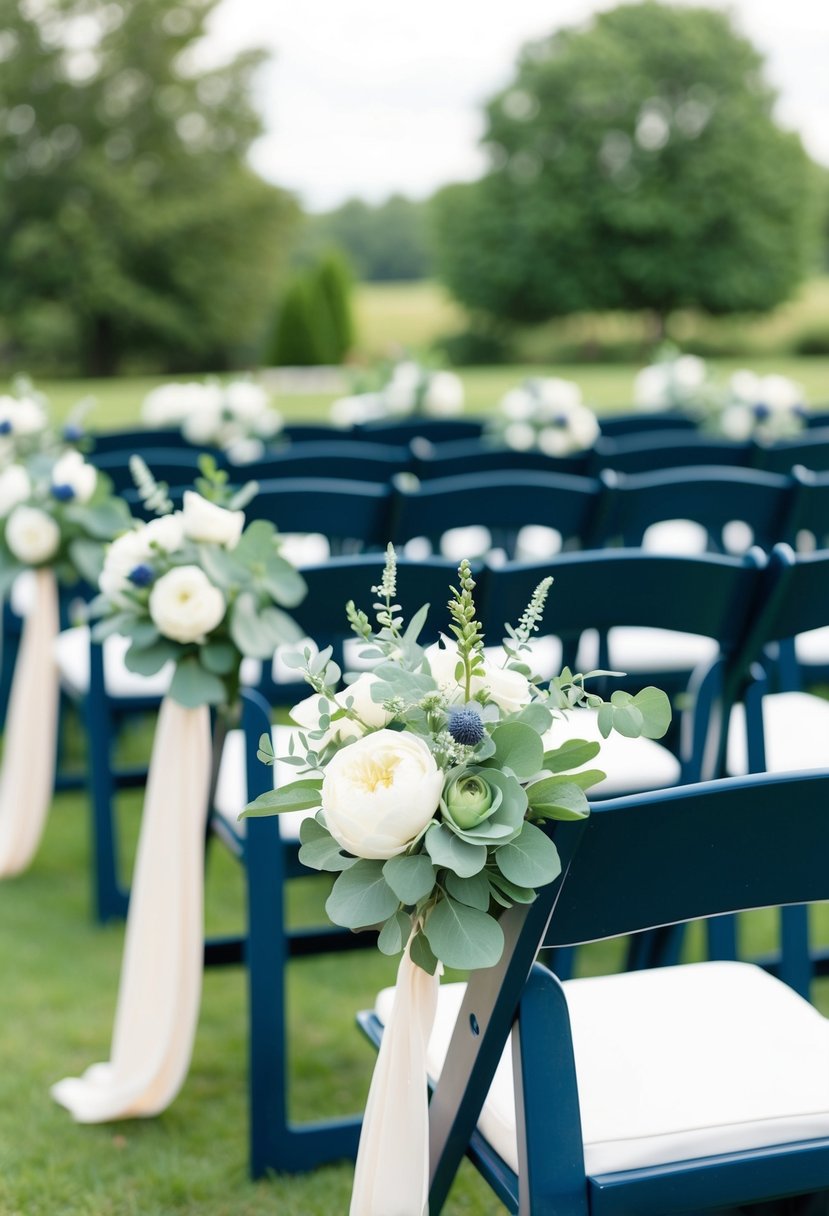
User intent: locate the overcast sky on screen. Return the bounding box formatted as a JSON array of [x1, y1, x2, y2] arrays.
[[205, 0, 829, 212]]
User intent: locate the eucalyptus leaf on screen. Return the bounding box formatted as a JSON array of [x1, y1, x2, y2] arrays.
[[542, 737, 601, 773], [597, 703, 614, 739], [487, 722, 544, 780], [325, 860, 400, 929], [516, 701, 553, 733], [297, 817, 356, 872], [378, 910, 413, 956], [445, 871, 490, 911], [262, 554, 307, 608], [383, 853, 436, 905], [425, 823, 487, 877], [496, 822, 562, 888], [632, 686, 672, 739], [169, 656, 226, 708], [201, 641, 238, 675], [244, 778, 322, 817], [123, 638, 178, 676], [526, 778, 590, 820], [488, 870, 537, 904], [68, 537, 105, 585], [409, 931, 438, 975], [610, 703, 645, 738], [424, 897, 504, 970]]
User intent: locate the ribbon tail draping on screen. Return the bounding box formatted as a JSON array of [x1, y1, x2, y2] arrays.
[[350, 937, 440, 1216], [0, 568, 60, 877], [52, 696, 211, 1122]]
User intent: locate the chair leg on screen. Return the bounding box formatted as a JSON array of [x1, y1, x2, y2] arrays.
[[84, 645, 128, 922]]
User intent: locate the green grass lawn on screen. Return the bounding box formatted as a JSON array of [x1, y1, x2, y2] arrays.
[[7, 355, 829, 434]]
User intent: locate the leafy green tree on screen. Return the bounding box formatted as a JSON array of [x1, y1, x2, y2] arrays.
[[431, 1, 821, 336], [301, 195, 432, 281], [0, 0, 299, 375], [267, 250, 355, 367]]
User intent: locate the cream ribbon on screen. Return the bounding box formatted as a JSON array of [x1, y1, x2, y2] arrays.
[[0, 568, 60, 877], [350, 935, 440, 1216], [52, 696, 211, 1121]]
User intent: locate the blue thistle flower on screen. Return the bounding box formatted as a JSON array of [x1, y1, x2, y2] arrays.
[[51, 483, 76, 502], [447, 706, 485, 746], [752, 402, 771, 421], [128, 563, 155, 587], [0, 420, 12, 435], [63, 423, 83, 442]]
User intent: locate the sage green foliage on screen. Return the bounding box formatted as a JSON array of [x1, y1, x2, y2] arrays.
[[431, 2, 821, 331], [92, 461, 307, 708], [268, 251, 355, 366], [245, 550, 672, 974], [0, 0, 299, 376]]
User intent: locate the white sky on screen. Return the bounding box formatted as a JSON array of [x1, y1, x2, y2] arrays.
[[205, 0, 829, 212]]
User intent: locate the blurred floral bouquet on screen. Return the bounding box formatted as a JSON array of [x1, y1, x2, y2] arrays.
[[92, 460, 305, 709], [488, 377, 599, 457], [633, 349, 719, 416], [715, 370, 808, 443], [244, 547, 670, 973], [331, 359, 464, 428], [0, 398, 129, 595], [141, 378, 283, 464]]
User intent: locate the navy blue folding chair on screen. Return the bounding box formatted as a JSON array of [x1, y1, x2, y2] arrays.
[[91, 447, 206, 493], [370, 769, 829, 1215], [89, 427, 195, 454], [754, 427, 829, 475], [413, 438, 592, 481], [391, 470, 604, 561], [222, 440, 412, 483], [592, 433, 751, 476], [597, 410, 697, 438], [357, 417, 486, 445]]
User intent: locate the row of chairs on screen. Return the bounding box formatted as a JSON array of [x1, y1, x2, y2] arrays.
[[73, 541, 829, 1180], [88, 424, 829, 492]]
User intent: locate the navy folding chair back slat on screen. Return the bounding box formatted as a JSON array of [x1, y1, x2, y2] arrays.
[[90, 427, 197, 454], [357, 418, 486, 445], [596, 465, 795, 552], [592, 433, 752, 475], [391, 470, 604, 558], [412, 438, 591, 480], [755, 427, 829, 474], [597, 411, 697, 438], [224, 440, 412, 483], [92, 447, 205, 492]]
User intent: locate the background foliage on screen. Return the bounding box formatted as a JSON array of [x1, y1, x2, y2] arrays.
[[0, 0, 298, 376]]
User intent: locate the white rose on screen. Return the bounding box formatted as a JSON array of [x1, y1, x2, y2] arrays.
[[720, 404, 754, 441], [100, 528, 149, 603], [729, 370, 762, 405], [322, 729, 443, 859], [500, 389, 535, 421], [425, 635, 480, 703], [141, 383, 207, 427], [758, 374, 803, 412], [570, 405, 600, 450], [672, 355, 707, 392], [182, 490, 244, 548], [226, 438, 266, 465], [181, 403, 223, 446], [0, 396, 47, 435], [0, 464, 31, 517], [330, 394, 377, 428], [51, 449, 97, 504], [144, 511, 185, 553], [424, 371, 464, 417], [6, 506, 60, 565], [537, 377, 582, 412], [425, 635, 532, 714], [633, 365, 669, 410], [537, 426, 571, 457], [503, 422, 536, 451], [149, 565, 226, 644], [223, 381, 270, 422]]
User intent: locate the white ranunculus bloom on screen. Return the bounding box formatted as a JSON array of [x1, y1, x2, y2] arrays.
[[633, 365, 669, 410], [144, 511, 185, 553], [758, 374, 803, 411], [570, 405, 601, 449], [719, 404, 754, 441], [322, 729, 443, 859], [181, 490, 245, 548], [149, 565, 226, 644], [6, 506, 60, 565], [424, 371, 464, 417], [99, 527, 153, 604], [290, 673, 392, 747], [503, 422, 536, 451], [672, 355, 707, 392], [537, 426, 571, 457], [483, 662, 532, 714], [728, 370, 762, 405], [537, 377, 582, 413], [140, 382, 209, 427], [0, 396, 47, 435], [500, 388, 535, 421], [224, 380, 270, 422], [51, 449, 97, 504], [0, 464, 31, 517]]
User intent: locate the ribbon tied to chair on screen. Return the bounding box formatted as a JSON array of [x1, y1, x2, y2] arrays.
[[350, 932, 441, 1216], [0, 568, 61, 877], [52, 695, 211, 1121]]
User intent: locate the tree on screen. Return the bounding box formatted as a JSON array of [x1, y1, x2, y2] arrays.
[[430, 2, 821, 336], [0, 0, 299, 375], [266, 250, 355, 366], [314, 248, 355, 357], [301, 195, 433, 281]]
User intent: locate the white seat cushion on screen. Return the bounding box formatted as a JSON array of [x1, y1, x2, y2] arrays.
[[795, 626, 829, 666], [213, 725, 315, 841], [377, 960, 829, 1178], [642, 519, 708, 555], [727, 690, 829, 775], [543, 707, 680, 795], [54, 627, 174, 699], [577, 626, 718, 676]]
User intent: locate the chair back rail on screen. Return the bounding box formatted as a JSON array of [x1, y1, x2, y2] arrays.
[[412, 438, 591, 481], [592, 433, 751, 476], [597, 411, 697, 438], [92, 447, 205, 492], [357, 418, 486, 445], [224, 440, 413, 482], [754, 427, 829, 475]]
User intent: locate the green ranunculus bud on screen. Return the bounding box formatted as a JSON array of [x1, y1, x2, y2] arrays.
[[444, 772, 494, 830]]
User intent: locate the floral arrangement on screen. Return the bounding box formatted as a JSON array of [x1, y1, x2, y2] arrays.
[[92, 459, 306, 709], [243, 547, 670, 973], [140, 378, 283, 464], [715, 370, 808, 443], [0, 392, 130, 596], [488, 377, 599, 456], [633, 349, 718, 415], [331, 359, 464, 428]]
